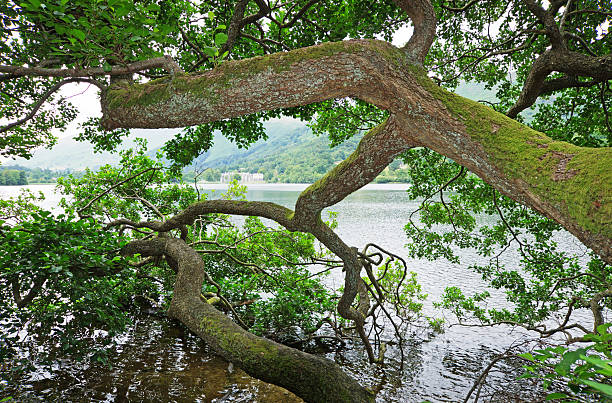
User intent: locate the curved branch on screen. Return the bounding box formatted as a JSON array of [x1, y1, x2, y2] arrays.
[[121, 237, 374, 403], [394, 0, 437, 64], [539, 76, 602, 96], [295, 117, 415, 221], [522, 0, 566, 48], [107, 199, 296, 232], [507, 50, 612, 118], [0, 56, 183, 78], [0, 78, 104, 133], [78, 167, 160, 218], [102, 39, 612, 266]]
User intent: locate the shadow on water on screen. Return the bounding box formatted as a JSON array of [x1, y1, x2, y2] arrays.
[[3, 316, 301, 403]]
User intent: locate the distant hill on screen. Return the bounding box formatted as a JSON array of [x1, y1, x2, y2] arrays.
[[191, 119, 312, 169], [191, 121, 363, 183], [1, 129, 179, 170]]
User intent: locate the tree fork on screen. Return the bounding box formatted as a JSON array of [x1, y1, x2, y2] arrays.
[[108, 117, 417, 361], [102, 39, 611, 264]]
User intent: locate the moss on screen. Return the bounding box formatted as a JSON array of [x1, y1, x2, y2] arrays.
[[199, 307, 374, 402], [408, 68, 611, 237], [299, 121, 385, 204], [106, 40, 405, 112], [105, 78, 175, 109], [106, 41, 353, 110], [199, 315, 279, 365]]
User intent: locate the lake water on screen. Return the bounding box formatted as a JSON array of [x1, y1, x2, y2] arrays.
[[1, 183, 589, 402]]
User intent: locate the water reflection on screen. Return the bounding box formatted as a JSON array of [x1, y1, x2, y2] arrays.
[[5, 317, 300, 402], [2, 184, 578, 402]]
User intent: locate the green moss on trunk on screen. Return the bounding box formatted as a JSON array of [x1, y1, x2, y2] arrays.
[[408, 67, 611, 238]]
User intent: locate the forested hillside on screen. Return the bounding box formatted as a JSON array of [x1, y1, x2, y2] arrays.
[[185, 83, 495, 183], [196, 122, 363, 183], [0, 169, 27, 185], [0, 165, 76, 184]]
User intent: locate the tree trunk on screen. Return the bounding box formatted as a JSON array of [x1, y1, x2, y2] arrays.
[[102, 39, 611, 265], [121, 238, 374, 403]]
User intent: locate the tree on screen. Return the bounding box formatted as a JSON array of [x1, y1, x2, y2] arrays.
[[0, 1, 610, 402], [0, 169, 27, 185]]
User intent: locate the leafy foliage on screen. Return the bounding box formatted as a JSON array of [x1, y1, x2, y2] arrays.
[[403, 146, 611, 335], [1, 144, 361, 388], [0, 201, 144, 368], [2, 0, 611, 399], [519, 324, 612, 402]]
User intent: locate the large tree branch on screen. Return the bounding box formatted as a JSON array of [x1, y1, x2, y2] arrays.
[[539, 76, 602, 96], [507, 50, 612, 118], [120, 237, 374, 403], [101, 40, 403, 129], [522, 0, 566, 49], [295, 116, 415, 221], [393, 0, 437, 64], [107, 115, 417, 364], [102, 39, 612, 265], [0, 56, 183, 78]]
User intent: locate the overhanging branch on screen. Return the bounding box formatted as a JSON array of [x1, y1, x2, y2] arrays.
[[0, 78, 104, 133], [0, 56, 183, 78]]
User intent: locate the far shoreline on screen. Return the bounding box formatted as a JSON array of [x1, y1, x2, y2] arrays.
[[194, 182, 410, 191]]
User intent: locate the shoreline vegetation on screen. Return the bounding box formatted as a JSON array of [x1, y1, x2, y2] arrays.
[[0, 165, 74, 185], [1, 164, 412, 186], [183, 162, 412, 185]]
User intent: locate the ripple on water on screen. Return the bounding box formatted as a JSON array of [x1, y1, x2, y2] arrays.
[[3, 184, 580, 402]]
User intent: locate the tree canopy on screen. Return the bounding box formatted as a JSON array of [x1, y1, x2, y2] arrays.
[[1, 1, 611, 402]]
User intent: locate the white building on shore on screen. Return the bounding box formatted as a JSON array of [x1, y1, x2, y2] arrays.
[[220, 172, 265, 184]]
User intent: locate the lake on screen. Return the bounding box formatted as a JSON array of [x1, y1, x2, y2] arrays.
[[1, 183, 588, 402]]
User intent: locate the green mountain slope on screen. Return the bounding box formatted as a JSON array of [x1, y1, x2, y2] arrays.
[[187, 119, 361, 183]]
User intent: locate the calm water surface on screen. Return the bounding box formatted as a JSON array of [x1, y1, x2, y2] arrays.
[[1, 184, 587, 402]]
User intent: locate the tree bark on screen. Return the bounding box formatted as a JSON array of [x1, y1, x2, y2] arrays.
[[102, 39, 612, 265], [121, 237, 374, 403], [102, 37, 612, 403]]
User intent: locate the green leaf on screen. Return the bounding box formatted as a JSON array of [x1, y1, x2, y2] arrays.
[[103, 62, 113, 72], [202, 46, 218, 59], [116, 6, 130, 17], [580, 355, 612, 376], [581, 379, 612, 397], [519, 352, 535, 362], [556, 349, 586, 375], [214, 32, 228, 46], [70, 29, 86, 42], [545, 393, 568, 400]]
